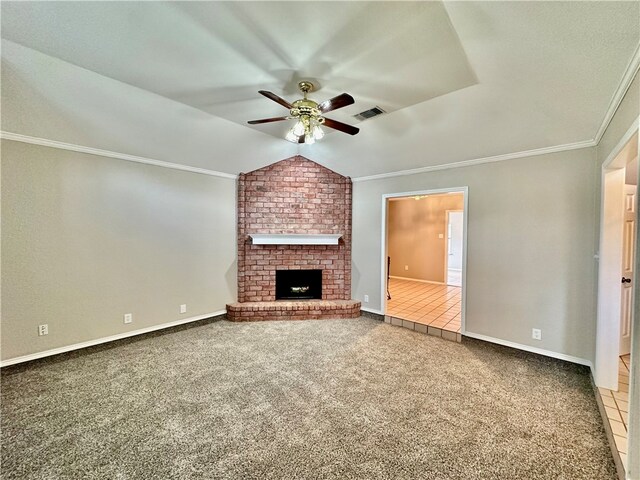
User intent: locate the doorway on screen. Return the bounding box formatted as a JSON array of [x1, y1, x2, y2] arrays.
[[596, 131, 638, 390], [594, 131, 638, 472], [382, 188, 468, 338]]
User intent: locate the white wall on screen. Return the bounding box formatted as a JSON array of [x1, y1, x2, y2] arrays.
[[1, 140, 237, 361], [352, 148, 598, 362]]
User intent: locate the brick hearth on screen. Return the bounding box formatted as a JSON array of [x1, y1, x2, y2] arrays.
[[226, 300, 361, 322], [227, 156, 361, 321]]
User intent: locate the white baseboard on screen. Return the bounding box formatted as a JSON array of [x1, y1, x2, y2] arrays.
[[2, 313, 594, 370], [464, 331, 593, 368], [0, 310, 227, 368], [361, 307, 384, 315], [389, 276, 445, 285]]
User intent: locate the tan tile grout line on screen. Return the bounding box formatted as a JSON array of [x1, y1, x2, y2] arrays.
[[612, 396, 628, 431], [599, 355, 631, 468], [389, 286, 459, 306], [387, 278, 462, 333]]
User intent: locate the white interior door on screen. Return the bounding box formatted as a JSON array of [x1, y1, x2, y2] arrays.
[[620, 184, 636, 355], [446, 211, 463, 287]]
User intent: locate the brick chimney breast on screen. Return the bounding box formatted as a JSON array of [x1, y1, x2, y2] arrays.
[[229, 155, 359, 321]]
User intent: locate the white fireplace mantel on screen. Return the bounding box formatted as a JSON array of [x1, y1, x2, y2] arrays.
[[248, 234, 342, 245]]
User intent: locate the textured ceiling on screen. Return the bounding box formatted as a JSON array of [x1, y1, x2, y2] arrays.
[[1, 1, 639, 177]]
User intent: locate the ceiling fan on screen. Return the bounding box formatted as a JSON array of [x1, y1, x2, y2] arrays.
[[248, 81, 359, 144]]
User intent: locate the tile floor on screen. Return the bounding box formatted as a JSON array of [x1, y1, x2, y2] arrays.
[[598, 354, 631, 471], [386, 278, 462, 333]]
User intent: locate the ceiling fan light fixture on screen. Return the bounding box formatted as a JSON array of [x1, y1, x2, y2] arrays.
[[312, 125, 324, 140], [292, 120, 306, 137], [285, 129, 299, 143], [304, 132, 316, 145]]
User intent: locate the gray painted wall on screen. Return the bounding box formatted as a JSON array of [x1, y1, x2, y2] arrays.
[[1, 140, 237, 360], [352, 148, 598, 362]]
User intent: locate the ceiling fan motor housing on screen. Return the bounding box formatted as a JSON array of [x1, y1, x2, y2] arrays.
[[290, 99, 324, 124], [289, 81, 325, 124]]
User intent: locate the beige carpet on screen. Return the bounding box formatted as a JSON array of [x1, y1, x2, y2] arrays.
[[1, 318, 616, 479]]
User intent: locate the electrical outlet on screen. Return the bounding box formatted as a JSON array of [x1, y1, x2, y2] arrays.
[[123, 313, 133, 324], [38, 324, 48, 336], [364, 295, 369, 303], [438, 233, 444, 239], [180, 304, 187, 314], [404, 265, 409, 271], [532, 328, 542, 340]]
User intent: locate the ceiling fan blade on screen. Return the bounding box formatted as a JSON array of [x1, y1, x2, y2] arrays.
[[318, 93, 355, 113], [247, 116, 289, 125], [322, 117, 360, 136], [259, 90, 292, 109]]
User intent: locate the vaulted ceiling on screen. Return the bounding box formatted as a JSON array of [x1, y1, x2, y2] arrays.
[[1, 1, 639, 178]]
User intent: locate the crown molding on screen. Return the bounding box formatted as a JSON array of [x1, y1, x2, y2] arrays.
[[0, 131, 238, 179], [594, 42, 640, 144], [601, 115, 640, 169], [352, 42, 640, 184], [352, 139, 596, 183], [2, 46, 637, 184]]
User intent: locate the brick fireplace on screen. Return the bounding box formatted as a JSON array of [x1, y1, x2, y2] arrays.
[[226, 155, 361, 321]]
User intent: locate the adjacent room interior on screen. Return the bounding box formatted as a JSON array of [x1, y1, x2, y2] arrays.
[[385, 191, 466, 341], [1, 1, 639, 479]]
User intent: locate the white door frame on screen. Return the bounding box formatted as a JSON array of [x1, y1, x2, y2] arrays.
[[381, 187, 469, 334], [595, 120, 639, 389], [445, 209, 464, 286], [596, 166, 626, 390]]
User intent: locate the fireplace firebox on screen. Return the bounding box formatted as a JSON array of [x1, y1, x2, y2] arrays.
[[276, 269, 322, 300]]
